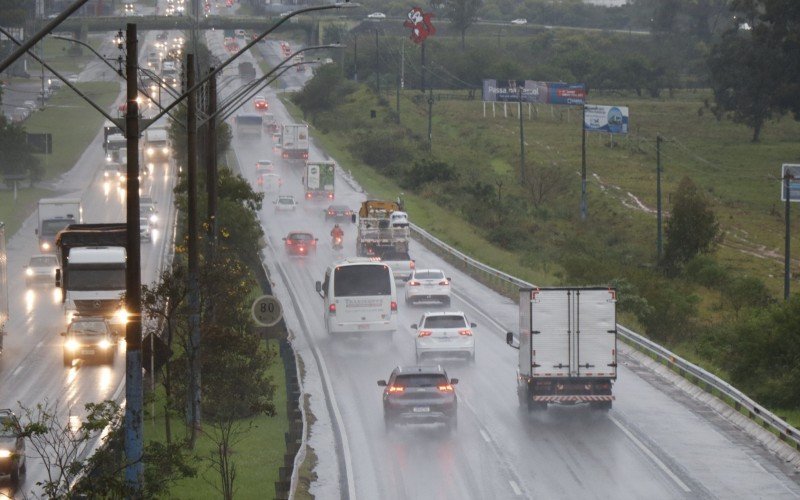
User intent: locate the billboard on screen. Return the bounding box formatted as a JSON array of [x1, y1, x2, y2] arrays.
[[584, 105, 629, 134], [780, 164, 800, 202], [482, 80, 586, 105]]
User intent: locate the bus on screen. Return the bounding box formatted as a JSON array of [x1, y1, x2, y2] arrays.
[[316, 258, 398, 335]]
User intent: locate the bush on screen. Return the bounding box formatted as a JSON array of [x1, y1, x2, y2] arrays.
[[401, 158, 459, 190], [348, 129, 412, 175], [640, 280, 700, 343]]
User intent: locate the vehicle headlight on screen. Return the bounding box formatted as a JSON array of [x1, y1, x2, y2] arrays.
[[104, 171, 110, 177], [0, 449, 12, 458], [65, 339, 80, 351], [42, 242, 51, 251], [26, 268, 33, 276], [146, 147, 154, 156], [162, 146, 169, 154], [115, 308, 129, 324], [150, 214, 158, 223], [98, 339, 111, 350]]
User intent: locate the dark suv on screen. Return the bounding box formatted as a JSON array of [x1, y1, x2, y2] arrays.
[[0, 409, 26, 487], [378, 365, 458, 432]]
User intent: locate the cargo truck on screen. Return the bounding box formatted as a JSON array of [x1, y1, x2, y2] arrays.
[[354, 200, 410, 257], [0, 222, 7, 355], [281, 124, 309, 160], [506, 287, 617, 411], [303, 161, 335, 200], [143, 127, 170, 163], [36, 198, 83, 253], [238, 61, 256, 83], [55, 224, 128, 334]]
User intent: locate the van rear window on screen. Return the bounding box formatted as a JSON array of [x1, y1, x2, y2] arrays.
[[334, 264, 391, 297]]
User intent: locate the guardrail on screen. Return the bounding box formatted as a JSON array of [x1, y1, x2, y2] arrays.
[[408, 222, 800, 452]]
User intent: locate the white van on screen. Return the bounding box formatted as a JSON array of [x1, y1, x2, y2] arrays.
[[316, 258, 397, 335]]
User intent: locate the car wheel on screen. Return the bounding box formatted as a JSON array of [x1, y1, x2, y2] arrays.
[[10, 462, 20, 487], [383, 414, 393, 432], [63, 353, 72, 367], [447, 415, 458, 433]]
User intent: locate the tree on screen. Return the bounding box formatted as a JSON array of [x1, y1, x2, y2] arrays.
[[662, 177, 721, 271], [447, 0, 482, 50], [0, 117, 42, 186], [708, 30, 783, 142], [292, 64, 352, 123]]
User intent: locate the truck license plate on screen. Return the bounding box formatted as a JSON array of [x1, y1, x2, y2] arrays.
[[81, 349, 95, 355], [412, 406, 430, 413]]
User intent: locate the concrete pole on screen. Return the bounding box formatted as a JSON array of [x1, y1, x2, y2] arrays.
[[123, 22, 144, 492], [186, 53, 202, 445], [581, 105, 587, 220], [656, 134, 663, 263], [785, 173, 791, 300], [206, 68, 218, 258]]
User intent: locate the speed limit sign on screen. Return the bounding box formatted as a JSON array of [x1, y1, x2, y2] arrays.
[[251, 295, 283, 327]]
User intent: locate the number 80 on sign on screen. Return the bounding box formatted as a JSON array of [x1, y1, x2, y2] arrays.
[[251, 295, 283, 327]]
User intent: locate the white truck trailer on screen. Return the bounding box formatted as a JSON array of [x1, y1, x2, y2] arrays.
[[55, 224, 128, 334], [281, 124, 309, 160], [507, 287, 617, 411], [36, 198, 82, 253], [303, 161, 335, 200]]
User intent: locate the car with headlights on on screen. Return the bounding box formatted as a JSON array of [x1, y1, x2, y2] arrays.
[[274, 194, 297, 211], [140, 217, 152, 242], [61, 316, 117, 366], [378, 365, 458, 431], [324, 204, 353, 222], [253, 95, 268, 111], [25, 254, 59, 287], [0, 409, 25, 487], [140, 196, 159, 227], [283, 231, 317, 257], [413, 311, 475, 362], [405, 268, 451, 305]]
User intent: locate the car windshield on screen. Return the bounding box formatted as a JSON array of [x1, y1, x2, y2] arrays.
[[394, 374, 448, 388], [0, 415, 18, 438], [69, 320, 108, 335], [30, 256, 57, 267], [333, 264, 392, 296], [290, 233, 313, 241], [423, 315, 467, 329], [278, 198, 293, 204], [414, 271, 444, 280]]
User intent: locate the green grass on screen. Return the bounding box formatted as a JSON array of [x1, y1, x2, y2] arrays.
[[29, 36, 106, 76], [25, 81, 120, 180], [0, 82, 119, 236], [146, 339, 287, 499]]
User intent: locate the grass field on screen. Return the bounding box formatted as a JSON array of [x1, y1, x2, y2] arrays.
[[0, 82, 119, 237], [146, 340, 287, 499]]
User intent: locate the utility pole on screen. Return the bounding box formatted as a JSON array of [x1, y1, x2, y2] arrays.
[[206, 67, 218, 258], [580, 104, 587, 220], [396, 74, 400, 124], [353, 34, 357, 82], [518, 84, 525, 183], [420, 41, 426, 91], [656, 134, 663, 263], [185, 53, 202, 447], [123, 22, 144, 493], [400, 40, 405, 89], [375, 29, 380, 95], [427, 87, 433, 151]]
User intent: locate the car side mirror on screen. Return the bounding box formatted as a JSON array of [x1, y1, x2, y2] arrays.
[[447, 277, 451, 282], [470, 323, 477, 328], [506, 332, 513, 345], [410, 324, 417, 329], [450, 378, 459, 385], [315, 281, 322, 293], [377, 380, 387, 387], [351, 213, 356, 224]]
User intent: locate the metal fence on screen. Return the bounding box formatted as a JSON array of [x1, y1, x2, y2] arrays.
[[408, 222, 800, 452]]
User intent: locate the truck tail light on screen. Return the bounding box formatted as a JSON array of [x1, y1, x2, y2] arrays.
[[458, 329, 473, 336], [328, 304, 336, 315], [390, 301, 397, 312], [328, 192, 334, 199], [418, 330, 432, 337], [306, 192, 312, 199]]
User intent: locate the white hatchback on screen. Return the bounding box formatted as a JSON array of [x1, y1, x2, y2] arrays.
[[413, 311, 476, 363], [405, 269, 451, 306], [274, 194, 297, 211]]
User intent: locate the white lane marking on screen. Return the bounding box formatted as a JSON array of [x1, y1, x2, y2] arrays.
[[11, 365, 23, 377], [36, 340, 44, 349], [480, 429, 491, 443], [610, 416, 691, 493], [509, 480, 522, 496]]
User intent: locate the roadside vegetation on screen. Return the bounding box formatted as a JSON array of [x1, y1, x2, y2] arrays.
[[290, 0, 800, 422]]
